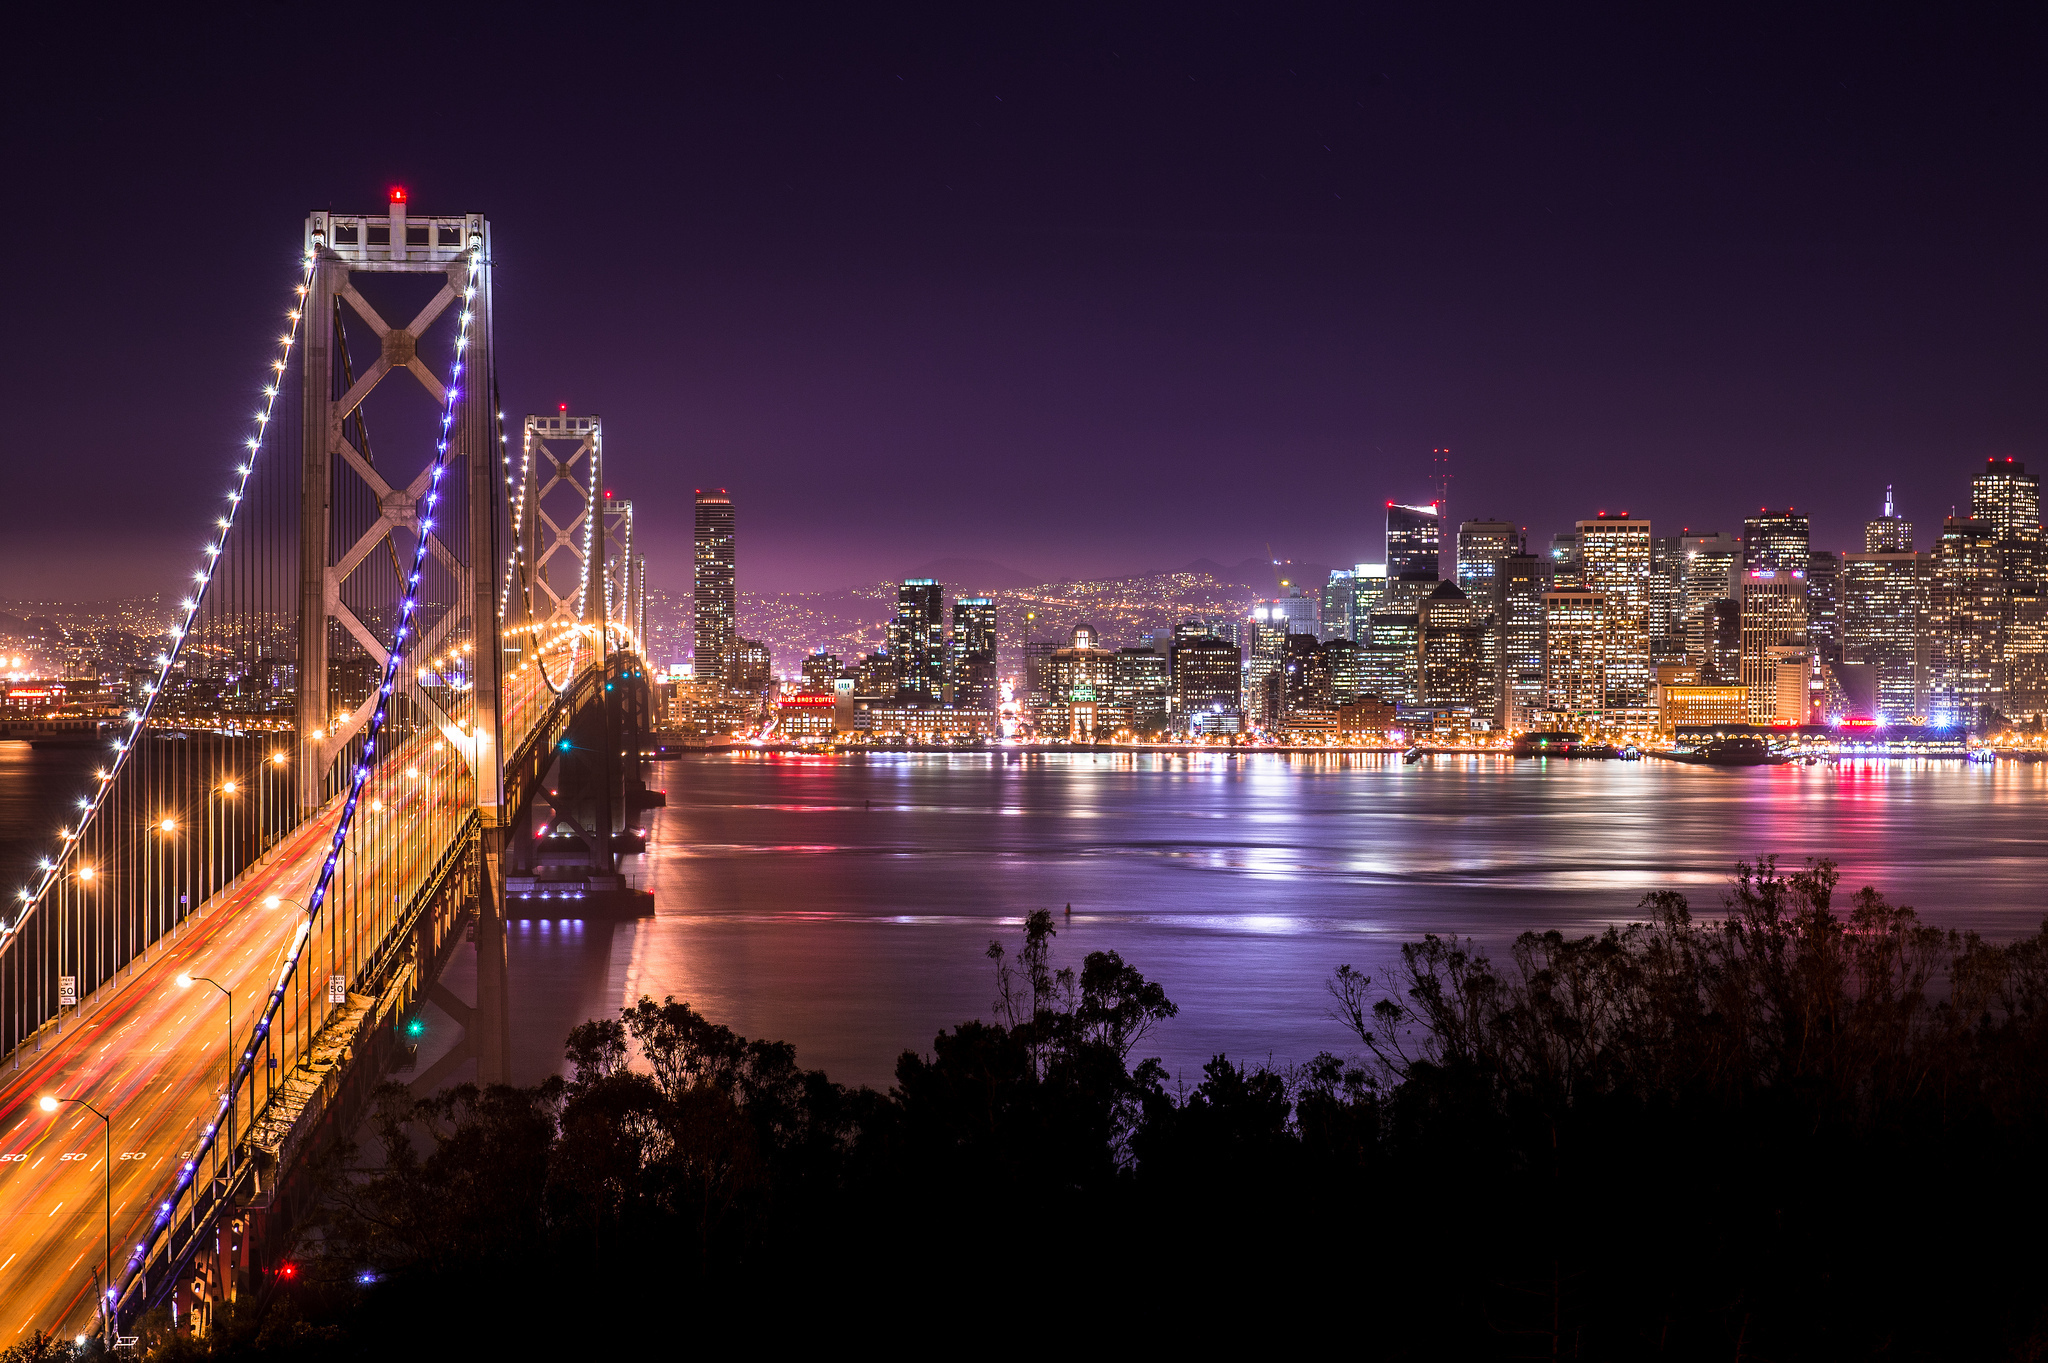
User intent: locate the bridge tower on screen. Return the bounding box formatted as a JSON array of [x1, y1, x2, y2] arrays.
[[297, 191, 510, 1079]]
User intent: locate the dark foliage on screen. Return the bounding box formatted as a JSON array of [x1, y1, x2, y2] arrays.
[[155, 867, 2048, 1359]]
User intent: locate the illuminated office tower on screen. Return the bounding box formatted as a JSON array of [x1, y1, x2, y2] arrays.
[[1707, 599, 1741, 684], [1577, 513, 1652, 709], [800, 651, 844, 692], [1542, 589, 1607, 719], [890, 579, 945, 703], [1112, 648, 1170, 735], [1972, 457, 2043, 591], [949, 596, 997, 710], [1322, 637, 1368, 704], [1386, 502, 1442, 582], [1843, 549, 1928, 722], [1359, 611, 1420, 703], [1739, 510, 1810, 722], [1497, 551, 1547, 730], [1807, 551, 1842, 661], [1170, 633, 1242, 719], [1743, 508, 1811, 575], [1648, 535, 1684, 662], [1455, 519, 1519, 598], [1865, 486, 1914, 552], [1926, 517, 2002, 729], [1319, 570, 1355, 642], [1245, 607, 1294, 724], [1418, 581, 1496, 726], [1679, 532, 1739, 668], [693, 489, 737, 687]]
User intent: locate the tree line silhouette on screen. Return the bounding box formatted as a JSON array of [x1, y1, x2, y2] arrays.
[[75, 857, 2048, 1359]]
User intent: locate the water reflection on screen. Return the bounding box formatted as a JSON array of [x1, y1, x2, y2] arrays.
[[498, 752, 2048, 1089]]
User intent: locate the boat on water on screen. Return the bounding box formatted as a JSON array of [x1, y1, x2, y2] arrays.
[[1403, 746, 1425, 764], [1670, 736, 1789, 766]]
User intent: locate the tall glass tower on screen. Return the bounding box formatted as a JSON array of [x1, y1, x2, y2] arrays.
[[693, 489, 736, 686]]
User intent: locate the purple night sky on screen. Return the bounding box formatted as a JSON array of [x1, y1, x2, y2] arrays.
[[7, 7, 2046, 597]]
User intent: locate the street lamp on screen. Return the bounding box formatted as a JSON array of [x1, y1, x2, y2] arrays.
[[40, 1093, 112, 1344], [176, 973, 235, 1180]]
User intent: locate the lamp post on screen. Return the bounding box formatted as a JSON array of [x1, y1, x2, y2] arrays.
[[40, 1094, 111, 1344], [177, 973, 234, 1180], [265, 896, 311, 1073]]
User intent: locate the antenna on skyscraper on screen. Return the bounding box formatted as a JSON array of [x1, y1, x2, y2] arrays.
[[1432, 447, 1453, 518], [1883, 484, 1896, 518]]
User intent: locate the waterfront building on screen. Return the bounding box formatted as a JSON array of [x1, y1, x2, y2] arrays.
[[949, 596, 998, 710], [1972, 457, 2043, 592], [1766, 644, 1812, 725], [1171, 632, 1241, 717], [1842, 550, 1927, 722], [2003, 592, 2048, 722], [1656, 681, 1749, 735], [1497, 550, 1547, 731], [1039, 624, 1119, 739], [889, 579, 946, 704], [1112, 647, 1171, 736], [775, 692, 837, 740], [1336, 697, 1398, 743], [1707, 597, 1741, 685], [1865, 486, 1914, 552], [1807, 551, 1842, 661], [1455, 519, 1519, 599], [1926, 516, 2002, 729], [1578, 513, 1652, 710], [1386, 502, 1442, 582], [1245, 608, 1295, 725], [1542, 589, 1607, 720], [1418, 580, 1496, 728], [693, 489, 737, 687], [1320, 570, 1355, 642]]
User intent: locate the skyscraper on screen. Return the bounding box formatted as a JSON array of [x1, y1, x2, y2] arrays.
[[949, 597, 997, 710], [1319, 570, 1355, 643], [1497, 551, 1547, 730], [1577, 513, 1652, 709], [693, 489, 736, 687], [1843, 549, 1927, 722], [1926, 517, 2002, 729], [890, 579, 945, 703], [1351, 563, 1390, 622], [1542, 589, 1607, 719], [1971, 457, 2042, 591], [1678, 532, 1739, 669], [1807, 551, 1842, 662], [1455, 519, 1519, 599], [1418, 580, 1496, 727], [1865, 486, 1914, 552], [1386, 502, 1442, 583], [1740, 510, 1810, 722], [1170, 633, 1242, 721]]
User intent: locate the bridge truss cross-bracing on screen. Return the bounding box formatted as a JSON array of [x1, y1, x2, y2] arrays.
[[0, 192, 655, 1346]]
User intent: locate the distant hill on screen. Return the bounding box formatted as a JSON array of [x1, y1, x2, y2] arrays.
[[901, 557, 1039, 591], [1187, 557, 1336, 592]]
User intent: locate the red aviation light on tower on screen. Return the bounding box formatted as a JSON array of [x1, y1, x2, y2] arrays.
[[558, 403, 567, 412], [604, 490, 614, 499], [388, 187, 407, 205]]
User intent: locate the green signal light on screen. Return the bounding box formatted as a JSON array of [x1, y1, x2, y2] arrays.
[[406, 1018, 424, 1037]]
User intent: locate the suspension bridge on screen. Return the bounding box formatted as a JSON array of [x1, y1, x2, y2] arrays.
[[0, 194, 662, 1343]]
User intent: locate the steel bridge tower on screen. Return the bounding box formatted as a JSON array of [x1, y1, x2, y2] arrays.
[[296, 191, 509, 1078]]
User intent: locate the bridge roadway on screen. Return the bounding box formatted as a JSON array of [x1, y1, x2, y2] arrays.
[[0, 641, 588, 1340]]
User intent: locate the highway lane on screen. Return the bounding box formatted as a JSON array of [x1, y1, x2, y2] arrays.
[[0, 640, 584, 1339]]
